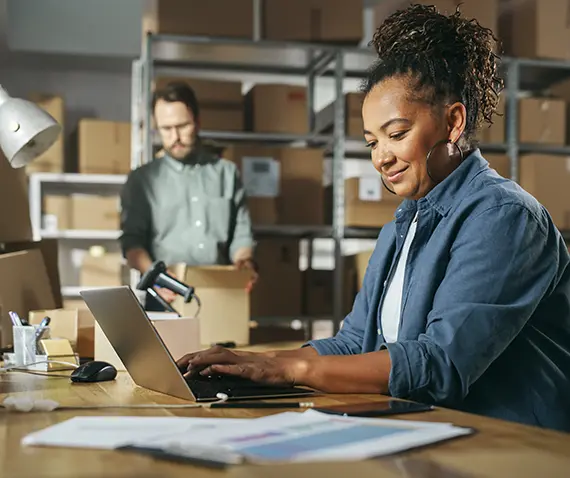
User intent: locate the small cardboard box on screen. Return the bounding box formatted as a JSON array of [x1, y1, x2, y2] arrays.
[[326, 177, 401, 228], [143, 0, 253, 39], [519, 155, 570, 230], [264, 0, 363, 44], [500, 0, 570, 60], [26, 94, 65, 173], [43, 195, 72, 232], [78, 119, 131, 174], [80, 251, 126, 287], [29, 309, 78, 349], [63, 298, 95, 358], [316, 93, 365, 138], [172, 265, 251, 346], [71, 195, 120, 230], [245, 85, 308, 134], [95, 315, 201, 371], [354, 249, 373, 291], [519, 97, 566, 145]]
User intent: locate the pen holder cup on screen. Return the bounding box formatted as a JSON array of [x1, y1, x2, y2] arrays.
[[12, 326, 37, 367]]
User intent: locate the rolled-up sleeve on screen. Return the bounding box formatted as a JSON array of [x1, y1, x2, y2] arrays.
[[384, 204, 558, 405], [120, 171, 151, 257], [229, 168, 254, 260]]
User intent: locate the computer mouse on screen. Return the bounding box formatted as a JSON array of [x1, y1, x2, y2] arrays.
[[70, 361, 118, 383]]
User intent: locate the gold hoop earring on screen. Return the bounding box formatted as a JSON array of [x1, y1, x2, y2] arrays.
[[425, 139, 464, 184]]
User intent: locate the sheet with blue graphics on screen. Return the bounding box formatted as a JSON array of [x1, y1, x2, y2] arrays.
[[129, 409, 474, 464]]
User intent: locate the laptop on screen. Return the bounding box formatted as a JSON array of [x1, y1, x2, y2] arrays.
[[80, 286, 315, 402]]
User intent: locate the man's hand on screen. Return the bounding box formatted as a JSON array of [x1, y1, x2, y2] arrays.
[[234, 258, 259, 293], [176, 345, 308, 387], [155, 286, 177, 303]]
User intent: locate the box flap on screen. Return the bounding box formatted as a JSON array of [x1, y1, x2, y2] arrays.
[[178, 265, 252, 289]]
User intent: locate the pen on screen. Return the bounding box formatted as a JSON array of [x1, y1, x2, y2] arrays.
[[209, 401, 314, 409], [8, 311, 23, 327]]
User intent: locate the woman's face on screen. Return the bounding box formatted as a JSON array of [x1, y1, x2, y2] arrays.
[[362, 75, 465, 200]]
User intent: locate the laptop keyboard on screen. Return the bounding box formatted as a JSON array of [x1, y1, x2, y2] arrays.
[[184, 373, 313, 400]]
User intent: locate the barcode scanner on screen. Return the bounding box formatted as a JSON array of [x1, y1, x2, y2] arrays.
[[137, 261, 195, 304]]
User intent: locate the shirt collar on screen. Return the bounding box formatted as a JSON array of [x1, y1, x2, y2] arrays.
[[396, 148, 489, 220]]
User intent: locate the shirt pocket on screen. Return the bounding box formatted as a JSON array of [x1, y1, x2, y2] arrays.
[[205, 197, 232, 240]]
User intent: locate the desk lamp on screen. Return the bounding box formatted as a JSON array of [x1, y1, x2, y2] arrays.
[[0, 85, 61, 167]]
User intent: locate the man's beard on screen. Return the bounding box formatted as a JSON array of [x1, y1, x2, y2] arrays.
[[166, 141, 193, 160]]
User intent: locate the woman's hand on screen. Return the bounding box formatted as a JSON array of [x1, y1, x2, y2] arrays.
[[176, 346, 308, 386]]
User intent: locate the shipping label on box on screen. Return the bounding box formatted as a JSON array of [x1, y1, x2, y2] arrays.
[[242, 157, 281, 198], [358, 177, 382, 201]]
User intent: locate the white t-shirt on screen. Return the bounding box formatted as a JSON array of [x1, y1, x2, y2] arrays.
[[380, 213, 418, 343]]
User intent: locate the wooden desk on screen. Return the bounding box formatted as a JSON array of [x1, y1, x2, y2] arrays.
[[1, 364, 569, 477]]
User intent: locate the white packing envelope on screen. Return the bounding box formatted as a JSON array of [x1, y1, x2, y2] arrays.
[[21, 416, 247, 450]]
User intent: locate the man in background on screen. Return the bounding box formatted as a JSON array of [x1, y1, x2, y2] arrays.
[[120, 81, 257, 308]]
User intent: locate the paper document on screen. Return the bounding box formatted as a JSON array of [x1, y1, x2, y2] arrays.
[[22, 416, 245, 450], [128, 410, 473, 464]]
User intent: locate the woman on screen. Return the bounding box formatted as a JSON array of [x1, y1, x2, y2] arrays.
[[178, 5, 570, 432]]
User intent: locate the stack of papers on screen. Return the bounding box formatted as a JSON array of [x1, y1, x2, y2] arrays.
[[22, 411, 473, 466]]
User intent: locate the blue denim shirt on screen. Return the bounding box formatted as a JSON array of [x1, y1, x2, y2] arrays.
[[308, 150, 570, 432]]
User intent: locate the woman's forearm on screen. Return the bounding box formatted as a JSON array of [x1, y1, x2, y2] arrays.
[[297, 350, 392, 394]]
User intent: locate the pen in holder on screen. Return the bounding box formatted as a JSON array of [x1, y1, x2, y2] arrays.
[[13, 326, 37, 367]]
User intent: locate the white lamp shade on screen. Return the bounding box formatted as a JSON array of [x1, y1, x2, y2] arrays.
[[0, 87, 62, 168]]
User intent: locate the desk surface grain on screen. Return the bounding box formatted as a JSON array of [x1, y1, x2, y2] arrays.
[[1, 351, 569, 477]]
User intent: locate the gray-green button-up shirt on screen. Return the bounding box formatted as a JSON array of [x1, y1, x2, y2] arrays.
[[120, 150, 254, 266]]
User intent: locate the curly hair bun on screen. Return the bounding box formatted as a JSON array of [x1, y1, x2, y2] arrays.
[[363, 3, 504, 142]]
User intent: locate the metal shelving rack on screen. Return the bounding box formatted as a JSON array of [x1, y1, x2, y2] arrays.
[[130, 37, 570, 334]]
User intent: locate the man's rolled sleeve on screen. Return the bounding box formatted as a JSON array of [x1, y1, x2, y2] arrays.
[[229, 169, 254, 260], [120, 171, 151, 257], [384, 204, 559, 405]]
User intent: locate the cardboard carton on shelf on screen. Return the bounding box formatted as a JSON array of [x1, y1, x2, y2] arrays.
[[500, 0, 570, 60], [63, 298, 96, 359], [519, 97, 566, 145], [245, 85, 308, 135], [26, 94, 65, 173], [77, 119, 131, 175], [519, 154, 570, 231], [70, 195, 121, 230], [224, 145, 325, 226], [316, 92, 365, 138], [154, 77, 244, 131], [264, 0, 363, 44], [143, 0, 253, 39], [79, 249, 127, 287]]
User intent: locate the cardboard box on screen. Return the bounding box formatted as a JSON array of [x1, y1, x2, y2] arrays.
[[143, 0, 253, 39], [95, 315, 201, 371], [225, 146, 324, 225], [519, 98, 566, 145], [0, 239, 63, 309], [172, 265, 251, 346], [354, 249, 373, 290], [519, 155, 570, 230], [0, 152, 33, 243], [154, 77, 244, 131], [80, 251, 126, 287], [500, 0, 570, 60], [264, 0, 363, 43], [78, 119, 131, 174], [484, 154, 511, 179], [304, 261, 356, 318], [29, 309, 78, 349], [43, 195, 72, 232], [376, 0, 498, 37], [316, 93, 365, 138], [71, 195, 120, 230], [26, 94, 65, 173], [251, 239, 301, 318], [477, 95, 505, 144], [63, 298, 95, 358], [245, 85, 308, 134], [326, 177, 401, 228], [0, 250, 56, 347]]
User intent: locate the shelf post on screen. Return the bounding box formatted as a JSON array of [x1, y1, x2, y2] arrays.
[[143, 32, 154, 166], [506, 59, 520, 183], [332, 50, 346, 335]]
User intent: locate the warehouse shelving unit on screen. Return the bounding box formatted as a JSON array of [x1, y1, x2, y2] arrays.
[[131, 33, 570, 335]]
